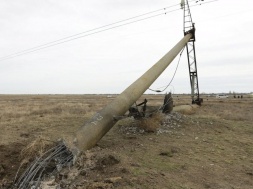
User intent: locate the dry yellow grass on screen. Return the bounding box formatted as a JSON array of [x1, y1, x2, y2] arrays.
[[173, 104, 198, 115], [20, 136, 54, 159], [138, 112, 164, 132]]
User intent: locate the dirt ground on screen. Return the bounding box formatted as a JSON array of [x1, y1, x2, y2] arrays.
[[0, 94, 253, 189]]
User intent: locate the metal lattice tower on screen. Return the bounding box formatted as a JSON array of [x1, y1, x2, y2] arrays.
[[182, 0, 202, 105]]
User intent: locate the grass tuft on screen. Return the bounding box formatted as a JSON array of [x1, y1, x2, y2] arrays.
[[20, 135, 54, 160], [138, 113, 164, 132]]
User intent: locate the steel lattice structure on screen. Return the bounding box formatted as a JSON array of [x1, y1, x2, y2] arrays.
[[182, 0, 202, 105]]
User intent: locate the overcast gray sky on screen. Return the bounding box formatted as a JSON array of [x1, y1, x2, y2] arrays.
[[0, 0, 252, 94]]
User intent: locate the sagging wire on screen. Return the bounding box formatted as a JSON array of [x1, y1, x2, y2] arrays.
[[148, 46, 185, 93], [13, 141, 73, 189]]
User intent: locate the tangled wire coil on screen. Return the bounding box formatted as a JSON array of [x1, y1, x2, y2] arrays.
[[13, 142, 73, 189]]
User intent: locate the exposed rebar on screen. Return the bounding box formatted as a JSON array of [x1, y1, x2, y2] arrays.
[[13, 142, 73, 189]]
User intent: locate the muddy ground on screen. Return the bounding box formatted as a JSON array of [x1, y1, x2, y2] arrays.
[[0, 94, 253, 188]]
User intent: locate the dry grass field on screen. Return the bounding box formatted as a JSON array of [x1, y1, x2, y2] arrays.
[[0, 94, 253, 188]]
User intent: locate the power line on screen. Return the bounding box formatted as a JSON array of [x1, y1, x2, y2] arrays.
[[199, 8, 253, 22], [0, 9, 179, 61], [0, 0, 217, 62], [1, 1, 191, 62], [0, 0, 212, 62], [0, 3, 179, 60]]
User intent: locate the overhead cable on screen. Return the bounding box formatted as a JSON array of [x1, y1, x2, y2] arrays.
[[148, 46, 185, 93], [0, 0, 218, 62]]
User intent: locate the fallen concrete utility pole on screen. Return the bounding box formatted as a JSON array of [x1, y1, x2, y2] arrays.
[[68, 33, 192, 154]]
